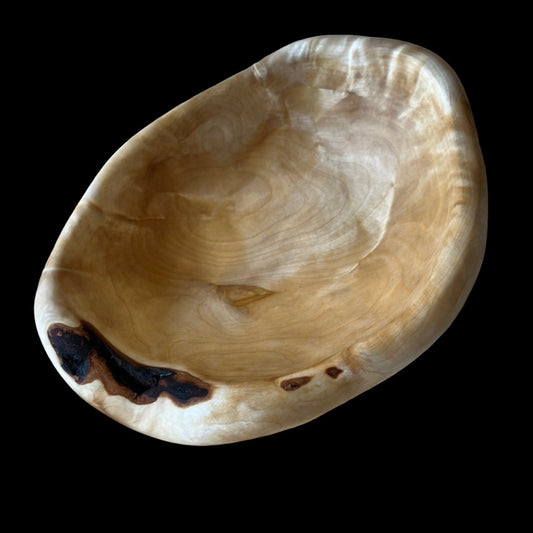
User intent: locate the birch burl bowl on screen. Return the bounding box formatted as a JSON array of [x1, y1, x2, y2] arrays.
[[34, 35, 487, 445]]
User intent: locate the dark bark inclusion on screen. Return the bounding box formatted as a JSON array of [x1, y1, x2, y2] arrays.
[[280, 376, 312, 391], [47, 322, 212, 406], [325, 366, 343, 379]]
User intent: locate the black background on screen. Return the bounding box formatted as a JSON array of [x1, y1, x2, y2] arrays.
[[13, 4, 515, 523]]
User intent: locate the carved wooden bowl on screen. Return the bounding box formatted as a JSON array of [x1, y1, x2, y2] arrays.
[[34, 35, 487, 445]]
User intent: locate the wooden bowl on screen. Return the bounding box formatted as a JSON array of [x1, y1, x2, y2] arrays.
[[34, 35, 487, 445]]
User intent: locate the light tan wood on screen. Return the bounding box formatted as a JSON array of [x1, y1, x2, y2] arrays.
[[34, 35, 487, 445]]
